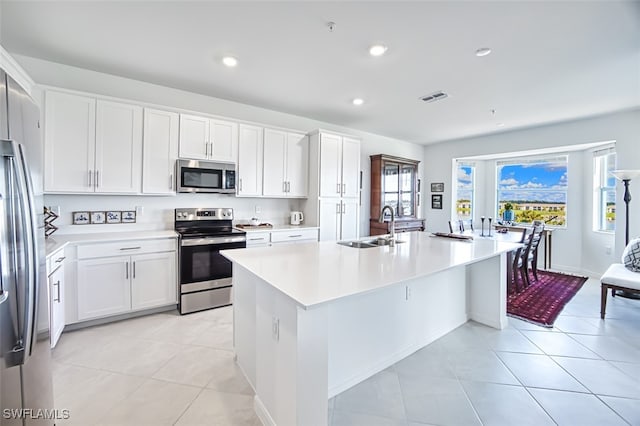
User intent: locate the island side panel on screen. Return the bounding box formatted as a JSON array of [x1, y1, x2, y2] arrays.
[[327, 267, 468, 397], [233, 265, 257, 390], [466, 252, 508, 329], [254, 273, 329, 426]]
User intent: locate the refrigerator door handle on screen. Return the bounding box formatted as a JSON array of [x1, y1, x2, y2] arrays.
[[3, 140, 38, 364]]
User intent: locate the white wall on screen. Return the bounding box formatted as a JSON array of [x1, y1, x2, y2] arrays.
[[15, 55, 425, 235], [424, 109, 640, 276]]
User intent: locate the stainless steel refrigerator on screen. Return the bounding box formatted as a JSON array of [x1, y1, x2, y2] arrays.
[[0, 69, 54, 425]]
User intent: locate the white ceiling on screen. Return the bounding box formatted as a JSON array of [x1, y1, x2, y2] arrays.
[[1, 1, 639, 145]]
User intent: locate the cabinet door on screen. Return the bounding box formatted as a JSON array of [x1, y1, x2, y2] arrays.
[[285, 132, 308, 197], [262, 128, 287, 196], [142, 108, 179, 194], [340, 199, 360, 240], [341, 137, 360, 199], [77, 256, 131, 320], [319, 133, 342, 198], [179, 114, 209, 160], [95, 100, 143, 193], [210, 119, 238, 163], [49, 265, 65, 348], [131, 252, 177, 310], [44, 91, 96, 193], [318, 199, 341, 241], [237, 124, 263, 196]]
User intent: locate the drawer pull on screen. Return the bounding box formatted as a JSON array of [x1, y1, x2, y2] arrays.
[[55, 256, 66, 263], [249, 237, 265, 241], [288, 234, 302, 238], [119, 246, 141, 251]]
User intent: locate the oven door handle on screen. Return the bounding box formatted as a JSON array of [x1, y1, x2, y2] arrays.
[[181, 236, 247, 246]]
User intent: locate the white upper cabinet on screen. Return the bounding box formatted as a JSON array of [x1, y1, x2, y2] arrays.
[[263, 128, 308, 198], [179, 114, 238, 163], [142, 108, 179, 194], [237, 124, 264, 197], [44, 91, 96, 193], [179, 114, 209, 160], [319, 132, 360, 199], [95, 100, 143, 193], [44, 91, 143, 194]]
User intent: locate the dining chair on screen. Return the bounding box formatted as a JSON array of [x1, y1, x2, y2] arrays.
[[527, 223, 545, 281], [459, 219, 474, 232], [513, 227, 535, 292], [448, 220, 461, 233]]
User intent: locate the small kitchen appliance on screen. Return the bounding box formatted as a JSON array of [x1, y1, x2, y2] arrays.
[[290, 211, 304, 225]]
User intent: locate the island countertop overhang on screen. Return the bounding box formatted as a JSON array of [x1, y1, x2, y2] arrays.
[[221, 232, 521, 309]]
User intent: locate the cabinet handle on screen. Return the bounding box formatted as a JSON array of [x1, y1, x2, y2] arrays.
[[125, 261, 129, 279], [95, 170, 100, 188], [336, 203, 340, 214], [283, 181, 287, 193], [55, 256, 66, 263], [342, 183, 346, 194], [88, 170, 93, 187], [209, 142, 213, 158], [336, 183, 341, 194], [287, 181, 290, 192], [249, 237, 265, 241], [239, 178, 243, 191], [288, 234, 302, 238], [55, 281, 61, 303], [119, 246, 141, 251], [133, 261, 136, 279], [169, 174, 173, 190], [342, 203, 345, 215], [204, 141, 209, 157], [417, 193, 420, 206]]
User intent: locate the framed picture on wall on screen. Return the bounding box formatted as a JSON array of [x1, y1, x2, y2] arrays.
[[430, 182, 444, 192], [431, 194, 443, 209]]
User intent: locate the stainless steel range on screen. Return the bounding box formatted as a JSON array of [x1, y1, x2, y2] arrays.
[[175, 208, 246, 314]]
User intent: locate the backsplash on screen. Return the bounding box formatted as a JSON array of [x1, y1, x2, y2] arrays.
[[45, 194, 304, 234]]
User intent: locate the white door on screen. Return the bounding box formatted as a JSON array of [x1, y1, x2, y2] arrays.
[[210, 119, 238, 163], [43, 91, 96, 193], [142, 108, 179, 194], [341, 137, 360, 199], [77, 256, 131, 320], [131, 252, 177, 310], [318, 199, 341, 241], [237, 124, 263, 196], [49, 266, 65, 348], [94, 100, 143, 193], [319, 133, 342, 198], [286, 133, 308, 197], [263, 128, 287, 196], [179, 114, 209, 160], [340, 199, 360, 240]]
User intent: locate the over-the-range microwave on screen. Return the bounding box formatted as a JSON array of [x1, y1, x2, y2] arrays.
[[176, 159, 236, 194]]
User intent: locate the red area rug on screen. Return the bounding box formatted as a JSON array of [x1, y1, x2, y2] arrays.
[[507, 270, 588, 328]]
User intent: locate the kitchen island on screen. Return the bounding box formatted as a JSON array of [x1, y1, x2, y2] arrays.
[[222, 232, 521, 426]]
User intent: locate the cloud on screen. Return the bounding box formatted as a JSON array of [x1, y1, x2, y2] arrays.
[[521, 181, 544, 189], [500, 178, 518, 185], [457, 167, 472, 183]]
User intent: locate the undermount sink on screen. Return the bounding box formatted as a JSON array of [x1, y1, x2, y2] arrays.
[[337, 237, 406, 249]]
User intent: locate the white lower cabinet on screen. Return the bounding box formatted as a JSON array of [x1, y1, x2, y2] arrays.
[[75, 238, 177, 322], [47, 248, 66, 348], [270, 228, 319, 244], [318, 199, 359, 241], [245, 232, 271, 248]]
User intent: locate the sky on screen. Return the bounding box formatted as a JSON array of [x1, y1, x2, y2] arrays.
[[497, 160, 567, 203]]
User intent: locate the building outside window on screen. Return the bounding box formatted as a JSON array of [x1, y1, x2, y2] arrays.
[[456, 162, 475, 219], [496, 156, 568, 226], [593, 147, 616, 232]]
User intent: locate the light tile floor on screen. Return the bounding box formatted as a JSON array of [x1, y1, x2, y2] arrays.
[[53, 277, 640, 425]]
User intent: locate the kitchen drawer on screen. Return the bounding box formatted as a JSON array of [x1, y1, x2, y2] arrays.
[[77, 238, 177, 259], [246, 232, 271, 247], [47, 247, 66, 275], [270, 228, 318, 243]]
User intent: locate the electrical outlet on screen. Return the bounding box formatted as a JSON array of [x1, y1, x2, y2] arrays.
[[255, 205, 261, 215], [135, 206, 144, 215], [272, 316, 279, 341]]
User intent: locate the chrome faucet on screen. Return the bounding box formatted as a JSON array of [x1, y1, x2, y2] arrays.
[[379, 205, 396, 246]]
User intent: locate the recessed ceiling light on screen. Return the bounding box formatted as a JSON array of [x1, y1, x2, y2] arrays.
[[369, 45, 388, 57], [475, 48, 492, 57], [222, 56, 238, 67], [352, 98, 364, 106]]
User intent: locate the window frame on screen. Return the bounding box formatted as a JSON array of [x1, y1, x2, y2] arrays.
[[455, 161, 475, 220], [495, 155, 569, 228], [593, 148, 616, 233]]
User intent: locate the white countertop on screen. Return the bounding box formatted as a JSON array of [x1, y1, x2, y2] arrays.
[[44, 230, 178, 257], [221, 231, 521, 309], [235, 224, 319, 233]]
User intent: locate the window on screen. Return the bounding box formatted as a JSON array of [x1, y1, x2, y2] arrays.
[[594, 148, 616, 232], [496, 156, 568, 226], [456, 162, 475, 219]]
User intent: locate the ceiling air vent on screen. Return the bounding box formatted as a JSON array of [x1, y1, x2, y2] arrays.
[[420, 91, 449, 103]]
